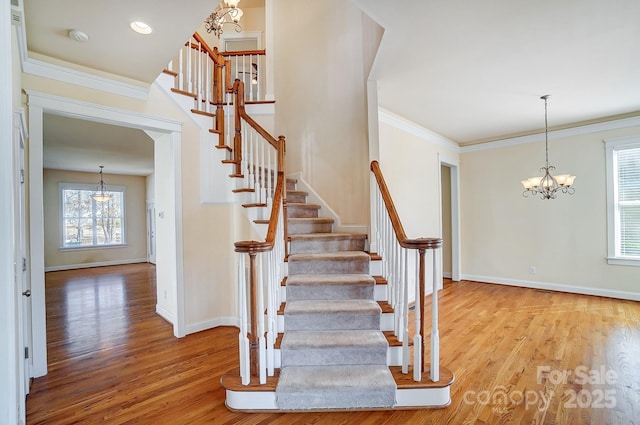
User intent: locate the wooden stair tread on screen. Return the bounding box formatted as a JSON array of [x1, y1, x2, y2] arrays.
[[216, 145, 233, 152], [220, 366, 453, 392], [254, 219, 269, 224], [233, 188, 255, 193], [276, 300, 392, 315], [369, 252, 382, 261], [170, 87, 196, 99], [162, 68, 178, 77], [242, 203, 267, 208], [191, 109, 216, 118], [220, 368, 278, 392]]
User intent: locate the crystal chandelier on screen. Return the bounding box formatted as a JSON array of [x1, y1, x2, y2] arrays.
[[521, 95, 576, 199], [204, 0, 243, 38], [92, 166, 112, 202]]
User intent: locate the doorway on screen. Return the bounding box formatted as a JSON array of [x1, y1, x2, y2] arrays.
[[27, 91, 185, 378], [439, 156, 460, 281]]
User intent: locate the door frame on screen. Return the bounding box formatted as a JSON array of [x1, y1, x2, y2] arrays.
[[146, 201, 157, 264], [438, 154, 461, 281], [26, 90, 186, 377]]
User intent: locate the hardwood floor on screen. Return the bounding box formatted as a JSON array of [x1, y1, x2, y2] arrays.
[[27, 264, 640, 424]]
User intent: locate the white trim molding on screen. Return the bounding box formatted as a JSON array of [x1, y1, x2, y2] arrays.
[[379, 108, 460, 153], [604, 134, 640, 267], [461, 116, 640, 153], [462, 274, 640, 302], [44, 259, 148, 272], [12, 2, 149, 101]]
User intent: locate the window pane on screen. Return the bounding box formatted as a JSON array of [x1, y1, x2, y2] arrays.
[[64, 218, 93, 247], [61, 185, 126, 248], [618, 148, 640, 202], [620, 205, 640, 257]]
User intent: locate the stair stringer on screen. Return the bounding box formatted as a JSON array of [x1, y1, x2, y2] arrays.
[[287, 172, 368, 237], [155, 72, 234, 205]]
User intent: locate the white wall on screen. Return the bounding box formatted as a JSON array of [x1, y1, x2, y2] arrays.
[[273, 0, 370, 226], [460, 123, 640, 298]]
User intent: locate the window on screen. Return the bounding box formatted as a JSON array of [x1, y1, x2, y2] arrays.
[[605, 136, 640, 266], [60, 183, 126, 249]]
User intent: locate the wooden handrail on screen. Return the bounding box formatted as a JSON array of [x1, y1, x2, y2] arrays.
[[230, 79, 287, 381], [220, 49, 266, 57], [192, 33, 226, 66], [370, 161, 441, 250], [370, 160, 441, 378]]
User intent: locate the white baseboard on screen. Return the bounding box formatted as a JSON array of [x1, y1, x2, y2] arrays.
[[461, 274, 640, 302], [44, 258, 149, 272], [186, 316, 240, 335], [156, 304, 176, 325], [443, 272, 452, 279]]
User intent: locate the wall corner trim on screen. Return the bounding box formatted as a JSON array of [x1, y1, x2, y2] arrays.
[[378, 108, 460, 153]]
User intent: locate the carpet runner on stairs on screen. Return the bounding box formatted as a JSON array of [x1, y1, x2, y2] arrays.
[[274, 186, 396, 410]]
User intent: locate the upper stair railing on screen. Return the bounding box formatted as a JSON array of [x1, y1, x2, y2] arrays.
[[166, 32, 269, 152], [230, 78, 287, 385], [370, 160, 442, 382]]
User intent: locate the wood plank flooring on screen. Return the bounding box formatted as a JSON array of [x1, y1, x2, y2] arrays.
[[27, 263, 640, 424]]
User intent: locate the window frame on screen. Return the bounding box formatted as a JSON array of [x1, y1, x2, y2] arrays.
[[59, 182, 127, 250], [605, 135, 640, 266]]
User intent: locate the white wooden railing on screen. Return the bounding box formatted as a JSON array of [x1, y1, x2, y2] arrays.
[[370, 160, 442, 382]]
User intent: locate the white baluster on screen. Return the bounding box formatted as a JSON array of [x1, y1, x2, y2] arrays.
[[430, 248, 440, 382], [178, 47, 184, 91], [413, 249, 422, 382], [402, 247, 409, 373], [187, 38, 192, 93], [239, 254, 250, 385]]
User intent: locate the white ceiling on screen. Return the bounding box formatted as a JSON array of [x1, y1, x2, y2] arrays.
[[354, 0, 640, 144], [22, 0, 640, 172]]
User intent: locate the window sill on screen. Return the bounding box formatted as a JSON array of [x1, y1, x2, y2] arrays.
[[60, 244, 128, 252], [606, 257, 640, 267]]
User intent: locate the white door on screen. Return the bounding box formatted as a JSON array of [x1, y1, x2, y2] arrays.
[[14, 110, 31, 417], [147, 202, 156, 264]]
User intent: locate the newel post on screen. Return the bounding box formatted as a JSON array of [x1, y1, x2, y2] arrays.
[[213, 49, 225, 148]]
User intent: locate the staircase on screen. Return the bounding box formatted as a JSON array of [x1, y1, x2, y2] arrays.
[[221, 180, 454, 411], [160, 33, 454, 412], [276, 181, 396, 410]]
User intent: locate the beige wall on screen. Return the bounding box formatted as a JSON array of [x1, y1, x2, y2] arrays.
[[23, 73, 239, 330], [42, 169, 147, 269], [461, 125, 640, 295], [273, 0, 370, 226], [378, 121, 459, 239]]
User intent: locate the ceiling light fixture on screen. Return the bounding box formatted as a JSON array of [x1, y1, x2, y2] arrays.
[[130, 21, 153, 35], [204, 0, 243, 38], [521, 95, 576, 199], [92, 166, 112, 202], [68, 29, 89, 42]]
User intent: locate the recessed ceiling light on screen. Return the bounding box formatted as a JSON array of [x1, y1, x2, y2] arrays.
[[68, 29, 89, 42], [130, 21, 152, 35]]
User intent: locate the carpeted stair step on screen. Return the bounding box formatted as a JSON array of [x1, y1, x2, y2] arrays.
[[284, 299, 381, 331], [288, 217, 333, 234], [287, 190, 308, 203], [280, 330, 388, 366], [275, 365, 396, 410], [288, 203, 321, 218], [289, 233, 367, 254], [288, 251, 369, 275], [286, 274, 375, 300], [286, 178, 297, 191]]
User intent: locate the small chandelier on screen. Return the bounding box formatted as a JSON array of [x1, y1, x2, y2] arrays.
[[204, 0, 243, 38], [92, 166, 112, 202], [521, 95, 576, 199]]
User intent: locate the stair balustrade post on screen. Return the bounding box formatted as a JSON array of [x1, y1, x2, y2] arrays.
[[214, 55, 225, 149], [248, 251, 260, 379], [278, 136, 288, 259], [233, 80, 245, 175]]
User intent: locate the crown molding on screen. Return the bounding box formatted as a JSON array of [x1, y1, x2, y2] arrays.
[[460, 115, 640, 153], [13, 4, 149, 101], [378, 108, 460, 153]]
